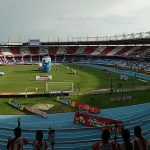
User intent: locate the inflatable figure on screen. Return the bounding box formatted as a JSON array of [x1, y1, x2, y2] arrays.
[[40, 56, 51, 72]]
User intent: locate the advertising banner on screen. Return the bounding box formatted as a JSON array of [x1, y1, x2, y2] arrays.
[[25, 106, 47, 118], [8, 99, 25, 111], [74, 102, 100, 114], [56, 96, 72, 106], [56, 96, 100, 114], [36, 75, 52, 81], [8, 99, 47, 118], [74, 112, 123, 133]]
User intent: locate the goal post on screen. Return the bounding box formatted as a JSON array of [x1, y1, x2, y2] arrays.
[[46, 82, 74, 94]]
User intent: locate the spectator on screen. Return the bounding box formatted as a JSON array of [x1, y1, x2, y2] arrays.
[[92, 129, 115, 150], [33, 129, 55, 150], [117, 129, 132, 150], [133, 126, 148, 150], [7, 127, 29, 150]]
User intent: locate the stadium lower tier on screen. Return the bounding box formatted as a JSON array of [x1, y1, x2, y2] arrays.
[[0, 103, 149, 150], [0, 55, 149, 74]]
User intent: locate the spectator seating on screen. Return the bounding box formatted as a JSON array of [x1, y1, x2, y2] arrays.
[[83, 46, 98, 55], [100, 46, 116, 56], [122, 46, 140, 56], [115, 46, 134, 56], [39, 47, 49, 55], [29, 47, 39, 55], [90, 46, 106, 55], [66, 46, 78, 55], [49, 47, 58, 56], [0, 103, 149, 149], [1, 47, 13, 56], [76, 46, 87, 55], [57, 47, 67, 55], [10, 47, 21, 56], [20, 47, 31, 56], [108, 46, 125, 56]]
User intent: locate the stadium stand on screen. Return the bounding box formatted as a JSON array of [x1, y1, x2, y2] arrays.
[[0, 103, 149, 150], [129, 46, 150, 57], [49, 47, 58, 56], [91, 46, 107, 55], [108, 46, 125, 56], [83, 46, 98, 55], [122, 46, 140, 57], [66, 46, 78, 55], [57, 47, 67, 55], [20, 47, 31, 56], [0, 33, 149, 149], [115, 46, 134, 56], [76, 46, 87, 55], [29, 47, 39, 56], [10, 47, 21, 56], [39, 47, 49, 55], [100, 46, 116, 56]]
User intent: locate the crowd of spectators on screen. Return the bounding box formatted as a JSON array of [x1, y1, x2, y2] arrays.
[[79, 57, 150, 73], [7, 127, 55, 150], [6, 125, 148, 150], [92, 126, 148, 150]]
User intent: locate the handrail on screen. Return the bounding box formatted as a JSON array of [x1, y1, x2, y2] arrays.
[[0, 130, 150, 144], [0, 118, 149, 132]]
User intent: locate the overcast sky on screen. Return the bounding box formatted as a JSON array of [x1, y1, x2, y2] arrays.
[[0, 0, 150, 42]]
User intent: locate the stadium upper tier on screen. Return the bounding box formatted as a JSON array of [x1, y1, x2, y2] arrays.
[[0, 45, 150, 58]]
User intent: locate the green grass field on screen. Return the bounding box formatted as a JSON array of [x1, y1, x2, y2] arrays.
[[0, 64, 149, 115]]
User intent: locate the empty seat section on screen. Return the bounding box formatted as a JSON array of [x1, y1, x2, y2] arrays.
[[83, 46, 98, 55], [108, 46, 125, 56], [91, 46, 107, 55], [57, 47, 67, 55], [66, 46, 78, 55], [100, 46, 116, 56], [48, 47, 58, 56], [29, 47, 39, 55], [10, 47, 21, 56], [39, 47, 49, 55], [20, 47, 31, 55], [1, 47, 13, 56], [0, 49, 2, 55], [76, 46, 86, 55], [115, 46, 134, 56]]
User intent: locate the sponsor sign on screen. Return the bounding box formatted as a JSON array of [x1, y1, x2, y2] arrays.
[[74, 102, 100, 114], [8, 99, 25, 111], [74, 112, 123, 133], [25, 106, 47, 118], [29, 39, 40, 46], [56, 96, 100, 114], [56, 96, 73, 106], [36, 75, 52, 81]]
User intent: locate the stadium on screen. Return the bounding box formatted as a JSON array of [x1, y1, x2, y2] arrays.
[[0, 31, 149, 149], [0, 0, 150, 149]]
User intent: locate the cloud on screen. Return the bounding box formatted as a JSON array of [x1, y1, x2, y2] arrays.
[[0, 0, 150, 41]]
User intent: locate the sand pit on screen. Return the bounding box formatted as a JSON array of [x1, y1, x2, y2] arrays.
[[31, 103, 54, 110]]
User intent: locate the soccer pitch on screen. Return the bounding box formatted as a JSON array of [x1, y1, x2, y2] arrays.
[[0, 64, 149, 114]]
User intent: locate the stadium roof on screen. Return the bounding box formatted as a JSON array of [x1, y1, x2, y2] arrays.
[[0, 31, 150, 46]]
